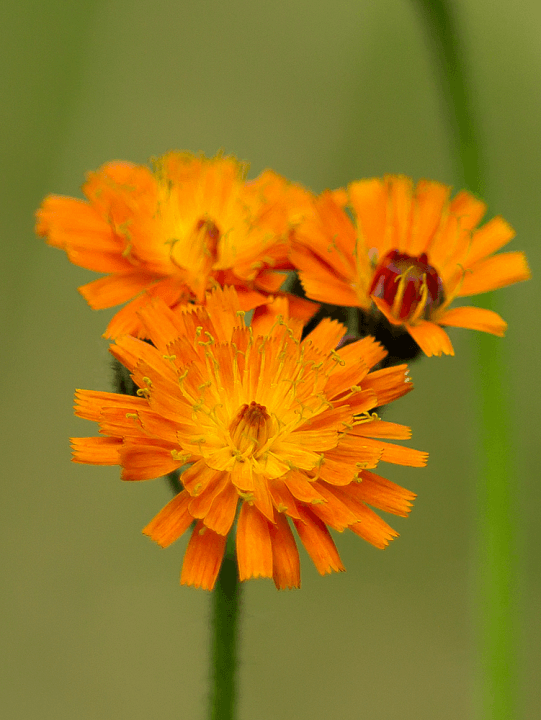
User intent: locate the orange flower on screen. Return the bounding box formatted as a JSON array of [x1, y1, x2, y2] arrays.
[[291, 176, 531, 356], [36, 152, 315, 337], [71, 287, 426, 590]]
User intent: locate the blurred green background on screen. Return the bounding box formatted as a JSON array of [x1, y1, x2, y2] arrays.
[[2, 1, 539, 718]]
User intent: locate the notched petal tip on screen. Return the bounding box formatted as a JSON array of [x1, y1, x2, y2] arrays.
[[406, 320, 455, 357]]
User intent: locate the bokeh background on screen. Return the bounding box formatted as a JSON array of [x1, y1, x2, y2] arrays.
[[2, 1, 539, 718]]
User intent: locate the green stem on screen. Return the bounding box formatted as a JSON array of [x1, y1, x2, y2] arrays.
[[413, 0, 484, 192], [165, 469, 183, 496], [346, 306, 359, 337], [113, 353, 242, 718], [209, 535, 241, 720], [475, 330, 517, 719], [413, 2, 518, 718]]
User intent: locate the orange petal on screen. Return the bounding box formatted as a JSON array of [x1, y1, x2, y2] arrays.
[[371, 294, 402, 326], [136, 295, 187, 349], [387, 176, 414, 249], [336, 335, 387, 375], [36, 195, 98, 244], [347, 435, 428, 467], [317, 455, 363, 485], [120, 443, 181, 480], [36, 195, 132, 273], [467, 216, 515, 265], [429, 212, 469, 285], [230, 459, 255, 493], [438, 306, 507, 336], [106, 282, 190, 339], [252, 473, 275, 523], [449, 190, 486, 229], [98, 406, 148, 438], [319, 438, 381, 483], [103, 298, 147, 338], [251, 295, 290, 336], [361, 364, 413, 406], [270, 513, 301, 589], [110, 335, 179, 390], [83, 160, 153, 206], [293, 506, 345, 575], [309, 482, 360, 531], [269, 478, 302, 519], [298, 268, 359, 307], [331, 388, 377, 416], [203, 482, 239, 535], [406, 180, 451, 256], [70, 436, 122, 465], [294, 190, 357, 276], [295, 405, 353, 434], [181, 461, 223, 496], [180, 522, 227, 590], [143, 490, 194, 547], [348, 178, 388, 257], [288, 426, 340, 452], [254, 269, 288, 292], [74, 389, 146, 422], [355, 470, 416, 517], [303, 317, 347, 354], [67, 248, 133, 274], [78, 271, 157, 310], [188, 472, 229, 519], [325, 336, 387, 399], [283, 471, 326, 503], [201, 285, 243, 332], [406, 320, 455, 357], [233, 287, 272, 312], [325, 361, 370, 401], [349, 506, 399, 549], [358, 419, 412, 439], [236, 502, 273, 581], [349, 388, 381, 415], [457, 252, 531, 296], [112, 333, 179, 379], [282, 293, 320, 323], [330, 484, 400, 548]]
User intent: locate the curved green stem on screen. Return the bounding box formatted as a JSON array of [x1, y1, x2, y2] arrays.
[[414, 2, 518, 718], [413, 0, 484, 192]]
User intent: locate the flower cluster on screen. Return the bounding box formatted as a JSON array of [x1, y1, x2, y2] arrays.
[[37, 152, 530, 589]]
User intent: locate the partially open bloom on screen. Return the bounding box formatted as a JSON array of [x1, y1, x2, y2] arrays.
[[291, 176, 531, 356], [72, 287, 426, 590], [36, 152, 315, 337]]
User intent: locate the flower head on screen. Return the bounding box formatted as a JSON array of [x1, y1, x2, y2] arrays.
[[291, 176, 531, 356], [36, 152, 315, 337], [72, 287, 426, 590]]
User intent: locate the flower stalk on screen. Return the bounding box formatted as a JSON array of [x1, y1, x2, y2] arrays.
[[209, 534, 241, 720], [414, 1, 519, 717]]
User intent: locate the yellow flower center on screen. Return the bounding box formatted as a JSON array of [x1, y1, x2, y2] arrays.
[[168, 216, 222, 301], [229, 401, 273, 459], [195, 217, 221, 260]]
